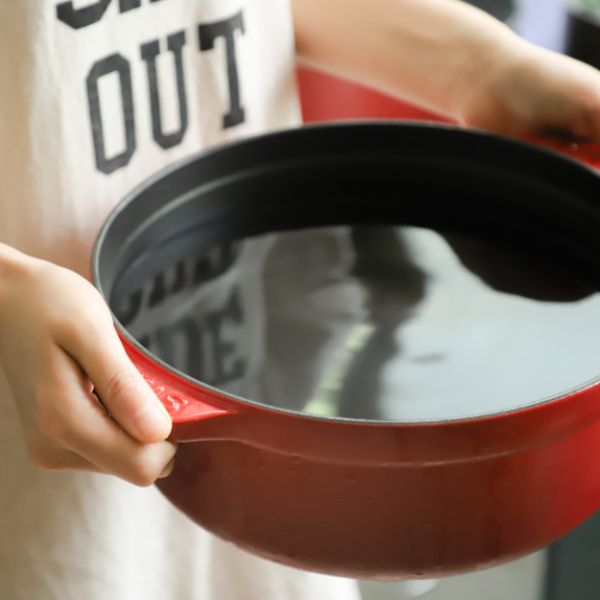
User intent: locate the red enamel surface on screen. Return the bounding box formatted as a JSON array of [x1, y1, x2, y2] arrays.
[[119, 72, 600, 578], [536, 138, 600, 169]]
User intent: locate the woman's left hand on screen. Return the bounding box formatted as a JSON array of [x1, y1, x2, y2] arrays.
[[457, 39, 600, 141]]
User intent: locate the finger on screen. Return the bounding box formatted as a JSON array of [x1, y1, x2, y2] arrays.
[[159, 456, 176, 479], [56, 311, 172, 444], [46, 348, 177, 486], [28, 435, 103, 473]]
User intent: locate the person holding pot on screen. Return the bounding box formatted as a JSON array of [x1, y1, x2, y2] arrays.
[[2, 0, 600, 598]]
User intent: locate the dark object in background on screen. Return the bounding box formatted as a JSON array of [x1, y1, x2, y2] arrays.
[[565, 1, 600, 69], [465, 0, 515, 22]]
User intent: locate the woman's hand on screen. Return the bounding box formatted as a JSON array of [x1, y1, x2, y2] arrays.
[[0, 244, 176, 486], [457, 38, 600, 141]]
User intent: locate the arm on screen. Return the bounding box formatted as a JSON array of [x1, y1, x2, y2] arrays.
[[292, 0, 600, 139]]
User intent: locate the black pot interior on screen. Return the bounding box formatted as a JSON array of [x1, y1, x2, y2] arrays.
[[94, 123, 600, 422]]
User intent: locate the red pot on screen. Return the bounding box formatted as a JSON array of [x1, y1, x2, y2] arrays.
[[93, 122, 600, 579]]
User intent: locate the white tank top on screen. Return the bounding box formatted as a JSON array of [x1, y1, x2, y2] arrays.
[[0, 2, 359, 599]]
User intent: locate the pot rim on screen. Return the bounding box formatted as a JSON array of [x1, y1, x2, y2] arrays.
[[92, 120, 600, 428]]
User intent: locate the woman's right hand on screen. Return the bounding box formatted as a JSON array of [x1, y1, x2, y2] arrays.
[[0, 244, 176, 486]]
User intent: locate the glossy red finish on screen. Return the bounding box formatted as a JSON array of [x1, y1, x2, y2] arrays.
[[123, 290, 600, 578], [156, 415, 600, 579], [296, 66, 450, 124], [537, 138, 600, 170], [116, 75, 600, 578]]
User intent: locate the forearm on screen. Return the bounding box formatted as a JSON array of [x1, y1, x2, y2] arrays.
[[292, 0, 524, 119]]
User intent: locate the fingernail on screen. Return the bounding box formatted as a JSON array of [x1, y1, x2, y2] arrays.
[[135, 403, 170, 439], [158, 458, 175, 479]]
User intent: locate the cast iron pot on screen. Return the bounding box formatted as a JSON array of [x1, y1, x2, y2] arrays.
[[93, 122, 600, 580]]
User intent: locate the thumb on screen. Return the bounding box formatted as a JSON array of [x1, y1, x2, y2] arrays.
[[59, 320, 172, 444]]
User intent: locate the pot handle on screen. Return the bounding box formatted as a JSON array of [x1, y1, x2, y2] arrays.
[[119, 332, 240, 441]]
